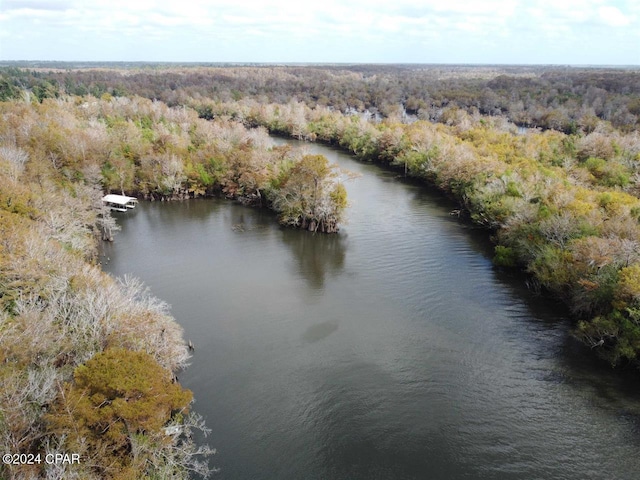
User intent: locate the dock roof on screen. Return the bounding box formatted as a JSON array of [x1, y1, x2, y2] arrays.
[[102, 194, 138, 205]]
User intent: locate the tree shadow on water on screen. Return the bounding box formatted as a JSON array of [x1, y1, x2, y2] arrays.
[[280, 229, 348, 290]]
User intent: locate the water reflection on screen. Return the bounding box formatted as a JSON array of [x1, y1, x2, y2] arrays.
[[280, 229, 348, 290], [302, 320, 339, 343], [224, 206, 275, 233], [145, 198, 221, 227]]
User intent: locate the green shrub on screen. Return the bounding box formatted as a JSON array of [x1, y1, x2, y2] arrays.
[[493, 245, 517, 267]]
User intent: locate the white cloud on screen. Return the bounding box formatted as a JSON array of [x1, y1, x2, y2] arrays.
[[1, 0, 72, 11], [598, 5, 632, 27], [0, 0, 637, 63]]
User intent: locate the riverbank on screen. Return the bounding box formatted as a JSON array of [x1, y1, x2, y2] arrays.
[[103, 158, 640, 480], [0, 163, 213, 479], [0, 96, 222, 479], [199, 98, 640, 370]]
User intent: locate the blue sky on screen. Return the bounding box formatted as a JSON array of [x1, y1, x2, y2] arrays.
[[1, 0, 638, 64]]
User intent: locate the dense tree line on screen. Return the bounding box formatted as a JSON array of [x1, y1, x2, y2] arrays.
[[2, 63, 638, 132], [0, 95, 349, 231]]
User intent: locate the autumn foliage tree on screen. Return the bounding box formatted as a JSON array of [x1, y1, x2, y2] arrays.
[[46, 348, 194, 479], [270, 154, 348, 233]]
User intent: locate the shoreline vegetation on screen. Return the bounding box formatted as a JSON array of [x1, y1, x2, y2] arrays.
[[1, 63, 639, 478], [207, 97, 640, 368], [0, 94, 348, 479], [0, 100, 218, 479]]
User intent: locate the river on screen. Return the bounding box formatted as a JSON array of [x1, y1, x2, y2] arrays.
[[102, 139, 640, 480]]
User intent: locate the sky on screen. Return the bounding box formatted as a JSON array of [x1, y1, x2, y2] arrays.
[[0, 0, 638, 65]]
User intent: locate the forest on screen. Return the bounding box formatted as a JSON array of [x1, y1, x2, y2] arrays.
[[1, 63, 640, 479], [2, 63, 639, 132]]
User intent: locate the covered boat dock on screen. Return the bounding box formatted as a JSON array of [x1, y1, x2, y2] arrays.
[[102, 194, 138, 212]]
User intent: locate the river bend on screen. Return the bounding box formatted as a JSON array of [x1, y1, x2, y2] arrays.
[[103, 139, 640, 480]]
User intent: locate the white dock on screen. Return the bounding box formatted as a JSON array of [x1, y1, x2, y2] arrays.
[[102, 194, 138, 212]]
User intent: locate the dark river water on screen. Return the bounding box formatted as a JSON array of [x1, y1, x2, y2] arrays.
[[102, 139, 640, 480]]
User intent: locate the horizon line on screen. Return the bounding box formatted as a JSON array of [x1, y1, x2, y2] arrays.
[[1, 60, 639, 69]]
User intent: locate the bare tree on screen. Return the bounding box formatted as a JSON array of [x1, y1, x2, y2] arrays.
[[0, 145, 28, 181]]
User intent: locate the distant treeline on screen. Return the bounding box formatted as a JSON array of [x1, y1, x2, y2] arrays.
[[1, 64, 639, 133]]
